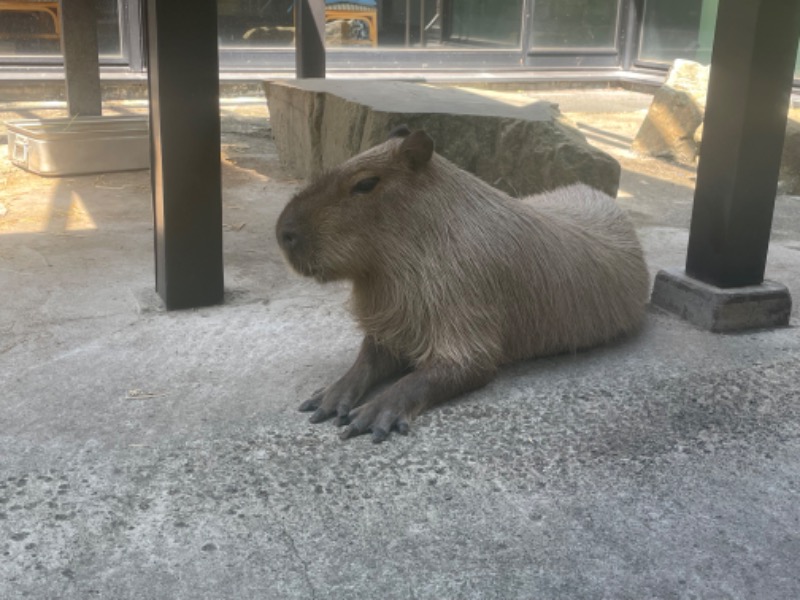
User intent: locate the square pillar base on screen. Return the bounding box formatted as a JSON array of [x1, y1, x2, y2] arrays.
[[651, 268, 792, 332]]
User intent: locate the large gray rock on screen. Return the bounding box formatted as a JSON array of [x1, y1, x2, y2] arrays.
[[632, 60, 709, 164], [264, 79, 622, 197], [634, 60, 800, 195]]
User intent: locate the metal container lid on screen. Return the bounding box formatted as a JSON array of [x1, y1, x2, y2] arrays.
[[5, 115, 149, 142]]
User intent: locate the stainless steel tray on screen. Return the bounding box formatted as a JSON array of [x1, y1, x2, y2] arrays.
[[6, 115, 150, 176]]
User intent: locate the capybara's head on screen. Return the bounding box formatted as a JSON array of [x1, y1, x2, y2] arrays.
[[276, 127, 434, 282]]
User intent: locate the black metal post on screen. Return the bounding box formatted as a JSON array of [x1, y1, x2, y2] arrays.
[[621, 0, 643, 72], [145, 0, 224, 310], [127, 0, 146, 72], [420, 0, 426, 47], [405, 0, 411, 46], [685, 0, 800, 288], [296, 0, 326, 78], [58, 0, 102, 117], [520, 0, 533, 58]]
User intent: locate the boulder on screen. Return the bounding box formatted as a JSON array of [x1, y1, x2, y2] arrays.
[[634, 60, 800, 195], [264, 79, 621, 198], [632, 59, 709, 163]]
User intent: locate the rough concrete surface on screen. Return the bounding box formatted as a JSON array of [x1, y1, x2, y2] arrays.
[[2, 89, 800, 599]]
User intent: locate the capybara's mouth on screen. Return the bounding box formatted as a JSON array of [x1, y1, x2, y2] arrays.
[[308, 265, 332, 283], [284, 252, 329, 282]]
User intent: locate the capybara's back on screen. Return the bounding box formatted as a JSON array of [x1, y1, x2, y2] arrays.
[[496, 184, 650, 362]]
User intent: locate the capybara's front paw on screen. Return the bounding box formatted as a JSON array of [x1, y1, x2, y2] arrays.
[[339, 396, 412, 444]]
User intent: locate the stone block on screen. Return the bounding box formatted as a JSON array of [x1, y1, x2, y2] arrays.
[[633, 60, 800, 195], [632, 60, 709, 163], [264, 79, 621, 198], [650, 268, 792, 333], [265, 82, 325, 178]]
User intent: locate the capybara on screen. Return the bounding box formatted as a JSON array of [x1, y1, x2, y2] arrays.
[[276, 126, 649, 442]]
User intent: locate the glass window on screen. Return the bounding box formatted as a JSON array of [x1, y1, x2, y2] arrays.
[[796, 43, 800, 79], [216, 0, 523, 50], [0, 0, 121, 59], [97, 0, 123, 57], [530, 0, 620, 49], [445, 0, 523, 48], [0, 0, 62, 58], [0, 1, 60, 58], [217, 0, 294, 49], [638, 0, 717, 64]]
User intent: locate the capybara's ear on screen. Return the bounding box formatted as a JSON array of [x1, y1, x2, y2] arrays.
[[399, 130, 434, 170], [388, 124, 411, 139]]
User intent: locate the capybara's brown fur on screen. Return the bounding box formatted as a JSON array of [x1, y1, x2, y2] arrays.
[[276, 127, 650, 442]]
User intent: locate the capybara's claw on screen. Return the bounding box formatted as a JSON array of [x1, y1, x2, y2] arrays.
[[298, 387, 326, 412], [396, 420, 410, 436], [339, 423, 363, 440], [300, 386, 356, 424], [371, 427, 389, 444], [309, 407, 335, 423], [298, 398, 320, 412], [338, 399, 412, 443]]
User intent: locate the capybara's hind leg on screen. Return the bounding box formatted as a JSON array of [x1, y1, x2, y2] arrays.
[[299, 335, 407, 425], [340, 362, 496, 443]]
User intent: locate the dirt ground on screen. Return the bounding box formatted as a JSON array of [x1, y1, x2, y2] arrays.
[[0, 87, 700, 239]]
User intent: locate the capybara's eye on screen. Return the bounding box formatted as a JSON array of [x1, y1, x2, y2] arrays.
[[351, 176, 380, 194]]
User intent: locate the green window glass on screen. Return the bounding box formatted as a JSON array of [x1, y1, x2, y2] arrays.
[[796, 43, 800, 78], [0, 0, 120, 59], [447, 0, 523, 47], [217, 0, 523, 49], [638, 0, 717, 64], [530, 0, 620, 49]]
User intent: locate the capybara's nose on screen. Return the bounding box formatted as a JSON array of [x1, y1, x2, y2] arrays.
[[279, 225, 302, 252]]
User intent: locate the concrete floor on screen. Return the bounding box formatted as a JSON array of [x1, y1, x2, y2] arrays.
[[2, 89, 800, 599]]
